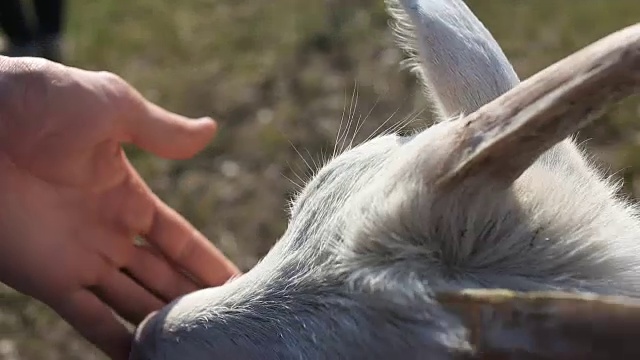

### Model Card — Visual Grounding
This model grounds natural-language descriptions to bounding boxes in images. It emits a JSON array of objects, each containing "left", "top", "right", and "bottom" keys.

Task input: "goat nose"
[
  {"left": 129, "top": 310, "right": 160, "bottom": 360},
  {"left": 139, "top": 310, "right": 158, "bottom": 328}
]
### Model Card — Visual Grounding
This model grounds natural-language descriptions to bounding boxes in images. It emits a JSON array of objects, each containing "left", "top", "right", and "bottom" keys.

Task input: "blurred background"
[{"left": 0, "top": 0, "right": 639, "bottom": 359}]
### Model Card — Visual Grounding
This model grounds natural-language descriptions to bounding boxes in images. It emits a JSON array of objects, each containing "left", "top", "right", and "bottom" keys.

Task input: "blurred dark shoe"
[
  {"left": 2, "top": 42, "right": 39, "bottom": 58},
  {"left": 2, "top": 36, "right": 64, "bottom": 63},
  {"left": 37, "top": 35, "right": 63, "bottom": 63}
]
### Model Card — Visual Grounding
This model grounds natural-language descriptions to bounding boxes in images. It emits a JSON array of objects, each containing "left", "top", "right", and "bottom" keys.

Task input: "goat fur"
[{"left": 130, "top": 1, "right": 640, "bottom": 359}]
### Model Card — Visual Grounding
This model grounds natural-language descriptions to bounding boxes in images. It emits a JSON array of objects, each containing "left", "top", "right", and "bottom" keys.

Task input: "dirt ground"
[{"left": 1, "top": 0, "right": 640, "bottom": 359}]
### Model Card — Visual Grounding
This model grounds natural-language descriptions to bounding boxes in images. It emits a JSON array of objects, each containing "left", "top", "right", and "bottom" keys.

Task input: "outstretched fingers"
[
  {"left": 125, "top": 244, "right": 201, "bottom": 302},
  {"left": 145, "top": 199, "right": 240, "bottom": 288},
  {"left": 90, "top": 268, "right": 165, "bottom": 325},
  {"left": 93, "top": 69, "right": 239, "bottom": 289},
  {"left": 54, "top": 290, "right": 134, "bottom": 360}
]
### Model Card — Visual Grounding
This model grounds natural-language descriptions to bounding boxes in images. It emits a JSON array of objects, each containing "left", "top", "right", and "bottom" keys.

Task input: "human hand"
[{"left": 0, "top": 56, "right": 240, "bottom": 359}]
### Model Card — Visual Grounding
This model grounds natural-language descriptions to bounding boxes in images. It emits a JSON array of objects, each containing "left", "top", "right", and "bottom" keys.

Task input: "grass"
[{"left": 1, "top": 0, "right": 639, "bottom": 358}]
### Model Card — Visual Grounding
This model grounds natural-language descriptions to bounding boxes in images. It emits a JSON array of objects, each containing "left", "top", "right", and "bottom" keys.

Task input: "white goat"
[{"left": 131, "top": 0, "right": 640, "bottom": 359}]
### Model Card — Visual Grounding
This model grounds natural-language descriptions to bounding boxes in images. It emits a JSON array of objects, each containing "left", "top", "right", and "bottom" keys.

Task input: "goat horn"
[
  {"left": 437, "top": 289, "right": 640, "bottom": 359},
  {"left": 437, "top": 23, "right": 640, "bottom": 187}
]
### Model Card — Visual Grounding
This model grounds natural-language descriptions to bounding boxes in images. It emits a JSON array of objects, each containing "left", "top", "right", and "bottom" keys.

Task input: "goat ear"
[
  {"left": 387, "top": 0, "right": 520, "bottom": 119},
  {"left": 437, "top": 24, "right": 640, "bottom": 187}
]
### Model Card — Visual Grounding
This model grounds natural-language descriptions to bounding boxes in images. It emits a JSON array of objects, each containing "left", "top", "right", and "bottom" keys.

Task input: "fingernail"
[
  {"left": 191, "top": 117, "right": 217, "bottom": 128},
  {"left": 197, "top": 117, "right": 218, "bottom": 133}
]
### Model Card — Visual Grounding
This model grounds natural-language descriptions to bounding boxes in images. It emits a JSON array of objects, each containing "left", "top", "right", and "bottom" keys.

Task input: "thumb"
[{"left": 124, "top": 100, "right": 218, "bottom": 160}]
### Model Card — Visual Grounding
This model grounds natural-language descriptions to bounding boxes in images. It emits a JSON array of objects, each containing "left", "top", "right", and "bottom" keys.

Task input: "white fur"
[{"left": 131, "top": 1, "right": 640, "bottom": 359}]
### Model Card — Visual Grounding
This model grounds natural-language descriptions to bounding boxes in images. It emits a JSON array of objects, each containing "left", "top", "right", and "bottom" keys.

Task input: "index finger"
[{"left": 145, "top": 198, "right": 240, "bottom": 287}]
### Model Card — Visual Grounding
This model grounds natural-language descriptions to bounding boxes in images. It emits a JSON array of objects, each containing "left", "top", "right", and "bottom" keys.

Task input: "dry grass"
[{"left": 1, "top": 0, "right": 639, "bottom": 358}]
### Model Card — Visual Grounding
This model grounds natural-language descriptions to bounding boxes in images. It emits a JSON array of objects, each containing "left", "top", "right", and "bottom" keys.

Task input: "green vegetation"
[{"left": 1, "top": 0, "right": 639, "bottom": 358}]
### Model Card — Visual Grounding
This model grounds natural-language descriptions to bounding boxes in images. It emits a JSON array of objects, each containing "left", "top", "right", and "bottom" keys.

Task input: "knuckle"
[
  {"left": 0, "top": 58, "right": 52, "bottom": 109},
  {"left": 96, "top": 70, "right": 124, "bottom": 87},
  {"left": 97, "top": 71, "right": 129, "bottom": 97},
  {"left": 94, "top": 70, "right": 140, "bottom": 110}
]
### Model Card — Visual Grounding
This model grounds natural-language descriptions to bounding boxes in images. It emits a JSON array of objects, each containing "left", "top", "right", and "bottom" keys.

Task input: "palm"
[{"left": 0, "top": 57, "right": 239, "bottom": 360}]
